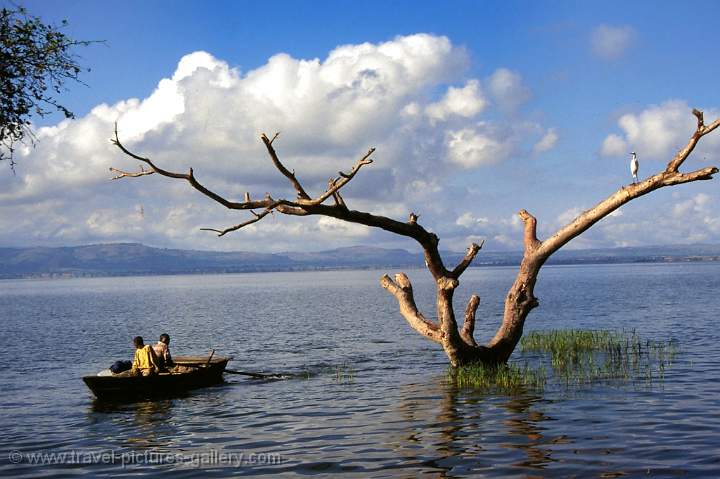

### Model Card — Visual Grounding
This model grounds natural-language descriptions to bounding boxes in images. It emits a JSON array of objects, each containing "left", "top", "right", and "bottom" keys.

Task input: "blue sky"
[{"left": 3, "top": 0, "right": 720, "bottom": 252}]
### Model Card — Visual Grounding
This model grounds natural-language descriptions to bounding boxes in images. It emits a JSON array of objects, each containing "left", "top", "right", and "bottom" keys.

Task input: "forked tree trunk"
[
  {"left": 381, "top": 110, "right": 719, "bottom": 367},
  {"left": 111, "top": 109, "right": 720, "bottom": 368}
]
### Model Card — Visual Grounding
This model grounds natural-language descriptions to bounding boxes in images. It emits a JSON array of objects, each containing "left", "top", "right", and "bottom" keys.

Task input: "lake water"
[{"left": 0, "top": 262, "right": 719, "bottom": 477}]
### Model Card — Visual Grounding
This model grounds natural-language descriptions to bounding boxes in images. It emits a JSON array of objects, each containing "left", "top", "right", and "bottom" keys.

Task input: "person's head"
[
  {"left": 159, "top": 333, "right": 170, "bottom": 345},
  {"left": 133, "top": 336, "right": 144, "bottom": 349}
]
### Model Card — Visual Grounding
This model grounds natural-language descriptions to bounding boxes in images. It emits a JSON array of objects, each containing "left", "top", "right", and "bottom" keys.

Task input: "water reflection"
[
  {"left": 393, "top": 377, "right": 562, "bottom": 476},
  {"left": 88, "top": 398, "right": 179, "bottom": 449},
  {"left": 499, "top": 394, "right": 554, "bottom": 470}
]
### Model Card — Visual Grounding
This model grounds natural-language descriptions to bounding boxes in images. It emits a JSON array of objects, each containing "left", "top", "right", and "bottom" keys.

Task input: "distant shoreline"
[{"left": 2, "top": 242, "right": 719, "bottom": 280}]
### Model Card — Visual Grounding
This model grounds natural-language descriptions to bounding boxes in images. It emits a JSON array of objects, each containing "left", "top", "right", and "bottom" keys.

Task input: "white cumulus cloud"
[
  {"left": 533, "top": 128, "right": 558, "bottom": 154},
  {"left": 600, "top": 100, "right": 720, "bottom": 162},
  {"left": 456, "top": 212, "right": 490, "bottom": 228},
  {"left": 446, "top": 126, "right": 514, "bottom": 168},
  {"left": 600, "top": 133, "right": 628, "bottom": 157},
  {"left": 673, "top": 193, "right": 711, "bottom": 218},
  {"left": 487, "top": 68, "right": 531, "bottom": 113},
  {"left": 0, "top": 34, "right": 556, "bottom": 252},
  {"left": 591, "top": 24, "right": 636, "bottom": 60},
  {"left": 425, "top": 80, "right": 487, "bottom": 122}
]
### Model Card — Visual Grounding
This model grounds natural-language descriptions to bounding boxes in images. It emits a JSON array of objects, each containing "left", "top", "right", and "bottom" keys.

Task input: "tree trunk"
[{"left": 382, "top": 110, "right": 719, "bottom": 367}]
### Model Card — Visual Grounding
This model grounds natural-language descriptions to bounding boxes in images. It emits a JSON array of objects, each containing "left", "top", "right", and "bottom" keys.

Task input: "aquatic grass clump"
[
  {"left": 450, "top": 329, "right": 679, "bottom": 392},
  {"left": 520, "top": 329, "right": 679, "bottom": 387},
  {"left": 521, "top": 329, "right": 628, "bottom": 354},
  {"left": 521, "top": 329, "right": 679, "bottom": 357},
  {"left": 450, "top": 362, "right": 547, "bottom": 393}
]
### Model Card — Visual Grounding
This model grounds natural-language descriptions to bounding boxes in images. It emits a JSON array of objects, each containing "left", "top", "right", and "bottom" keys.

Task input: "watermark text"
[{"left": 8, "top": 449, "right": 282, "bottom": 468}]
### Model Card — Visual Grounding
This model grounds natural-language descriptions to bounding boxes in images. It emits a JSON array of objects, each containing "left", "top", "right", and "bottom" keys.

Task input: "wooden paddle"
[
  {"left": 224, "top": 369, "right": 287, "bottom": 379},
  {"left": 204, "top": 349, "right": 216, "bottom": 367}
]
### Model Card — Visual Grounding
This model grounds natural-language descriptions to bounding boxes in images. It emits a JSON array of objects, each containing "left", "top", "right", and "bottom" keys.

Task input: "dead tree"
[{"left": 111, "top": 109, "right": 719, "bottom": 367}]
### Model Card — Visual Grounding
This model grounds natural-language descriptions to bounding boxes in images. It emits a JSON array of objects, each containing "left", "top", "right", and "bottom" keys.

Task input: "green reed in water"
[
  {"left": 451, "top": 329, "right": 678, "bottom": 391},
  {"left": 333, "top": 362, "right": 355, "bottom": 383},
  {"left": 451, "top": 362, "right": 547, "bottom": 393},
  {"left": 521, "top": 329, "right": 679, "bottom": 386}
]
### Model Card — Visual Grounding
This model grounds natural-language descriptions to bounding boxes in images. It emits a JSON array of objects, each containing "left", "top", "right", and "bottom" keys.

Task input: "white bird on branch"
[{"left": 630, "top": 151, "right": 639, "bottom": 183}]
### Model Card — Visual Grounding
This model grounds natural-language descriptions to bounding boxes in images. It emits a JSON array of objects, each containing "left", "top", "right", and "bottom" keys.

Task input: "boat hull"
[{"left": 83, "top": 357, "right": 230, "bottom": 401}]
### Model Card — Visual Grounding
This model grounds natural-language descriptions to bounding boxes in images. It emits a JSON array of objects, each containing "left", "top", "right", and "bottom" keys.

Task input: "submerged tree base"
[{"left": 450, "top": 329, "right": 678, "bottom": 392}]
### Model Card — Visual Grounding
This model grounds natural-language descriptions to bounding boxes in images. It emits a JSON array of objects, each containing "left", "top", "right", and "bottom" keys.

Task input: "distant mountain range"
[{"left": 1, "top": 242, "right": 720, "bottom": 279}]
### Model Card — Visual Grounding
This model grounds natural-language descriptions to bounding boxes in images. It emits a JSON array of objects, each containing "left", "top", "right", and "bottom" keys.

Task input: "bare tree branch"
[
  {"left": 200, "top": 207, "right": 275, "bottom": 236},
  {"left": 451, "top": 241, "right": 484, "bottom": 278},
  {"left": 538, "top": 165, "right": 719, "bottom": 259},
  {"left": 307, "top": 204, "right": 449, "bottom": 278},
  {"left": 519, "top": 209, "right": 541, "bottom": 252},
  {"left": 294, "top": 148, "right": 374, "bottom": 207},
  {"left": 460, "top": 294, "right": 480, "bottom": 347},
  {"left": 200, "top": 202, "right": 312, "bottom": 236},
  {"left": 111, "top": 123, "right": 271, "bottom": 210},
  {"left": 328, "top": 178, "right": 348, "bottom": 208},
  {"left": 380, "top": 273, "right": 442, "bottom": 343},
  {"left": 109, "top": 166, "right": 154, "bottom": 180},
  {"left": 535, "top": 110, "right": 719, "bottom": 260},
  {"left": 260, "top": 133, "right": 310, "bottom": 200},
  {"left": 485, "top": 108, "right": 720, "bottom": 364},
  {"left": 662, "top": 166, "right": 718, "bottom": 185},
  {"left": 332, "top": 191, "right": 346, "bottom": 208},
  {"left": 666, "top": 109, "right": 720, "bottom": 172}
]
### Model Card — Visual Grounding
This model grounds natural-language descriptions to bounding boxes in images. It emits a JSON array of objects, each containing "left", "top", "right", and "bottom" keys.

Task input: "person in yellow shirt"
[{"left": 131, "top": 336, "right": 160, "bottom": 376}]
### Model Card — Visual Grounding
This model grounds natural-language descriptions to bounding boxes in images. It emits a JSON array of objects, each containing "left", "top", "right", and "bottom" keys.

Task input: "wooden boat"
[{"left": 83, "top": 355, "right": 231, "bottom": 401}]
